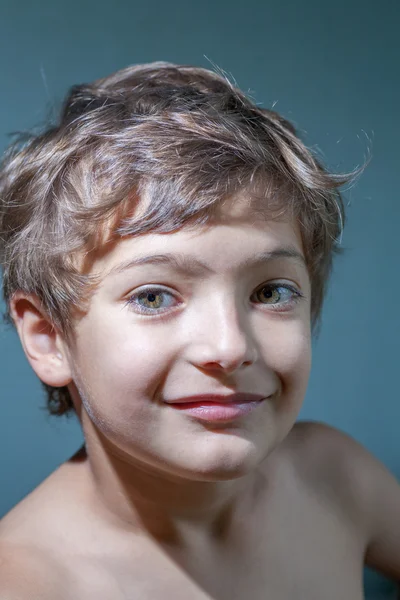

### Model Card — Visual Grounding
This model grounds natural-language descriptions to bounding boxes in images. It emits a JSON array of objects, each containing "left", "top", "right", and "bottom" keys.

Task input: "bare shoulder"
[
  {"left": 0, "top": 542, "right": 68, "bottom": 599},
  {"left": 283, "top": 421, "right": 368, "bottom": 523},
  {"left": 289, "top": 418, "right": 368, "bottom": 458},
  {"left": 288, "top": 420, "right": 396, "bottom": 535},
  {"left": 289, "top": 418, "right": 374, "bottom": 466},
  {"left": 289, "top": 419, "right": 377, "bottom": 491},
  {"left": 290, "top": 420, "right": 400, "bottom": 582},
  {"left": 0, "top": 459, "right": 87, "bottom": 599},
  {"left": 289, "top": 418, "right": 392, "bottom": 487}
]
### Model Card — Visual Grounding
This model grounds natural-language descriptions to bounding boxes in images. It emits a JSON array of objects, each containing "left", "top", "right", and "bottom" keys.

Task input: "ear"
[{"left": 10, "top": 292, "right": 73, "bottom": 387}]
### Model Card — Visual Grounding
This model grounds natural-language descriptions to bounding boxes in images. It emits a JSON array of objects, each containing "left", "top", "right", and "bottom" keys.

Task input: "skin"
[
  {"left": 4, "top": 190, "right": 371, "bottom": 598},
  {"left": 2, "top": 190, "right": 400, "bottom": 598},
  {"left": 66, "top": 191, "right": 311, "bottom": 537},
  {"left": 13, "top": 193, "right": 311, "bottom": 530},
  {"left": 75, "top": 203, "right": 310, "bottom": 524}
]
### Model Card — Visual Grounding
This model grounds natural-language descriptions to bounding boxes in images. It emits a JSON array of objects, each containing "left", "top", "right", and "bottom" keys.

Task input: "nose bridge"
[{"left": 191, "top": 284, "right": 257, "bottom": 368}]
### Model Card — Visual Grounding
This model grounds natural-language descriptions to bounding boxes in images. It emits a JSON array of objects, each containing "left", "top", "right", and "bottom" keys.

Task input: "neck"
[{"left": 76, "top": 417, "right": 273, "bottom": 549}]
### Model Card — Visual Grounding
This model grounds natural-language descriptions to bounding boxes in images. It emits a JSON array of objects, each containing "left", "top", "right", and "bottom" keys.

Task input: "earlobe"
[{"left": 10, "top": 293, "right": 73, "bottom": 387}]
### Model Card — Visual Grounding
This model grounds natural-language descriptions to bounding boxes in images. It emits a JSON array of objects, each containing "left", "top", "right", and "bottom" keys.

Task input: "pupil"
[{"left": 148, "top": 293, "right": 156, "bottom": 302}]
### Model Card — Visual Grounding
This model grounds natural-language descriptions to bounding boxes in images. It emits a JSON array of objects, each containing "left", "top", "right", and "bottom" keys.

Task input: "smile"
[{"left": 167, "top": 398, "right": 266, "bottom": 422}]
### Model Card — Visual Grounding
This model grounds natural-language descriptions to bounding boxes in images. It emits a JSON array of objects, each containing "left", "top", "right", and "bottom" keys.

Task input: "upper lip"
[{"left": 164, "top": 393, "right": 267, "bottom": 404}]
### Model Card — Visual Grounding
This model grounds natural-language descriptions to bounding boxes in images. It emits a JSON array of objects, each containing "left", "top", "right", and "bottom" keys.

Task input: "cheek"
[
  {"left": 259, "top": 320, "right": 312, "bottom": 394},
  {"left": 72, "top": 312, "right": 172, "bottom": 419}
]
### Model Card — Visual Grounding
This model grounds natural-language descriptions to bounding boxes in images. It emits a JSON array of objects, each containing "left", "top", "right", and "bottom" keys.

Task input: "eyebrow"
[{"left": 104, "top": 247, "right": 306, "bottom": 279}]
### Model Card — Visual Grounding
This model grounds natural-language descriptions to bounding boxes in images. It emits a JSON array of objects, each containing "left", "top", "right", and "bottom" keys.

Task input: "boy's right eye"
[{"left": 124, "top": 286, "right": 178, "bottom": 315}]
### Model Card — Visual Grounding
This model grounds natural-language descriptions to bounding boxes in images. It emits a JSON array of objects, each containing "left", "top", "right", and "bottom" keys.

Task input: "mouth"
[
  {"left": 165, "top": 392, "right": 267, "bottom": 404},
  {"left": 164, "top": 393, "right": 268, "bottom": 423}
]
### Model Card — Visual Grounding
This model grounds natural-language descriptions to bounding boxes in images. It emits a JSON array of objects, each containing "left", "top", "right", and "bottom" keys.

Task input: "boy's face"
[{"left": 65, "top": 191, "right": 312, "bottom": 481}]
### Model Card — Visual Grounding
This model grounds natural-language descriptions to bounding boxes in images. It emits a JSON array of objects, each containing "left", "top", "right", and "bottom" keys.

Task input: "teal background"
[{"left": 0, "top": 1, "right": 399, "bottom": 597}]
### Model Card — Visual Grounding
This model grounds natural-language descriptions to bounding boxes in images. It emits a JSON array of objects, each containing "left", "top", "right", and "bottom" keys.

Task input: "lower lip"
[{"left": 167, "top": 400, "right": 265, "bottom": 422}]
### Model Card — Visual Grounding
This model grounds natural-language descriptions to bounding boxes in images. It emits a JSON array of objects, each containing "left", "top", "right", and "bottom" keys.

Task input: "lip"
[
  {"left": 164, "top": 393, "right": 267, "bottom": 423},
  {"left": 164, "top": 393, "right": 267, "bottom": 405}
]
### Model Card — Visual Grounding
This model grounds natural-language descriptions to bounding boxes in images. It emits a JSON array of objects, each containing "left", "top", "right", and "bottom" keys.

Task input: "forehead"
[
  {"left": 74, "top": 189, "right": 305, "bottom": 279},
  {"left": 79, "top": 189, "right": 304, "bottom": 277}
]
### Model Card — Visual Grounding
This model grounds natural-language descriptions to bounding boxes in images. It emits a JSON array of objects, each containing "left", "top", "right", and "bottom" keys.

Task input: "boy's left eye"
[
  {"left": 253, "top": 284, "right": 300, "bottom": 305},
  {"left": 124, "top": 283, "right": 303, "bottom": 316}
]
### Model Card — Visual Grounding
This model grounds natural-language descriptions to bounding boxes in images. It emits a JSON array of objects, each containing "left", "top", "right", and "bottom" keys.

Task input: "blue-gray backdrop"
[{"left": 0, "top": 1, "right": 399, "bottom": 597}]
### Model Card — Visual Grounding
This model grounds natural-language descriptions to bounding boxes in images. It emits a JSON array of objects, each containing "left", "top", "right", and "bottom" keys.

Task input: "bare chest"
[{"left": 71, "top": 467, "right": 366, "bottom": 599}]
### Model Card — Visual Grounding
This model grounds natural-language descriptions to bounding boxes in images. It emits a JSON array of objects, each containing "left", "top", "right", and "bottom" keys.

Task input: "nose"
[{"left": 186, "top": 295, "right": 258, "bottom": 374}]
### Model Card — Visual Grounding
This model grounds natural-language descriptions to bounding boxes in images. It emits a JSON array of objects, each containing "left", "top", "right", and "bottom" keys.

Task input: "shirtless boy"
[{"left": 0, "top": 62, "right": 399, "bottom": 599}]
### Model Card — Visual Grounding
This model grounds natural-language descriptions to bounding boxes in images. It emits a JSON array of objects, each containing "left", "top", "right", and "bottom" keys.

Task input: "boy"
[{"left": 0, "top": 61, "right": 399, "bottom": 599}]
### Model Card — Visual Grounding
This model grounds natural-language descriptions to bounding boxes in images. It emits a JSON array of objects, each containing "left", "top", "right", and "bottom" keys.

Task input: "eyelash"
[{"left": 124, "top": 283, "right": 305, "bottom": 317}]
